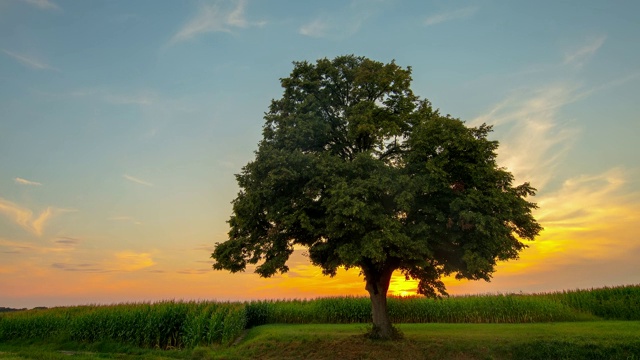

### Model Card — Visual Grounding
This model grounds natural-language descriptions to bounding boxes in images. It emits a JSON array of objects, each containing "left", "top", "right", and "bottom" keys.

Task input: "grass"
[
  {"left": 210, "top": 322, "right": 640, "bottom": 360},
  {"left": 1, "top": 322, "right": 639, "bottom": 359},
  {"left": 1, "top": 284, "right": 639, "bottom": 358}
]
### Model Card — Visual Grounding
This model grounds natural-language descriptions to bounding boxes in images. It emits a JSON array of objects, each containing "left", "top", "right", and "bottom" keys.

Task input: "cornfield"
[
  {"left": 1, "top": 284, "right": 638, "bottom": 349},
  {"left": 0, "top": 301, "right": 246, "bottom": 348}
]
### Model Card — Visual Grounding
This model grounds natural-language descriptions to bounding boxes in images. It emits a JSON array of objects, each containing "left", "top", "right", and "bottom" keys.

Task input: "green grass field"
[
  {"left": 1, "top": 322, "right": 639, "bottom": 359},
  {"left": 1, "top": 285, "right": 639, "bottom": 359}
]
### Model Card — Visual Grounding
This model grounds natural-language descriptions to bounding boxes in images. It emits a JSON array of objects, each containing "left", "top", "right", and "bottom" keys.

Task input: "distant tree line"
[
  {"left": 0, "top": 306, "right": 48, "bottom": 313},
  {"left": 0, "top": 307, "right": 26, "bottom": 313}
]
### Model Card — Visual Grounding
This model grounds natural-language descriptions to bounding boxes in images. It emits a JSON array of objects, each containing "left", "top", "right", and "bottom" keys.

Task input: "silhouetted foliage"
[{"left": 0, "top": 307, "right": 26, "bottom": 313}]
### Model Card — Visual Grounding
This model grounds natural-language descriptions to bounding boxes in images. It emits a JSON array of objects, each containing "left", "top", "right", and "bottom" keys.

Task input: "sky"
[{"left": 0, "top": 0, "right": 639, "bottom": 308}]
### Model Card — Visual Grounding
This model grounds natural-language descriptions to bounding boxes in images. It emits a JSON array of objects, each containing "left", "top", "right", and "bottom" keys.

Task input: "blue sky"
[{"left": 1, "top": 0, "right": 639, "bottom": 308}]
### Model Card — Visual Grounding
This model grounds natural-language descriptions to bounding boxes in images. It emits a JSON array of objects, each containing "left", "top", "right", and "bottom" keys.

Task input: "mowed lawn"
[{"left": 1, "top": 321, "right": 639, "bottom": 360}]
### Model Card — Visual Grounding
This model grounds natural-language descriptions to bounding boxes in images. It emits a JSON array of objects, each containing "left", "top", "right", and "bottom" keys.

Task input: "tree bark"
[{"left": 364, "top": 265, "right": 395, "bottom": 339}]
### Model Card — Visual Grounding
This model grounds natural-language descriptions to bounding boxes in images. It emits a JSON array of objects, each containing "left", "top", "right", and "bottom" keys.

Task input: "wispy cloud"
[
  {"left": 52, "top": 262, "right": 107, "bottom": 273},
  {"left": 536, "top": 168, "right": 635, "bottom": 232},
  {"left": 21, "top": 0, "right": 59, "bottom": 11},
  {"left": 496, "top": 167, "right": 640, "bottom": 276},
  {"left": 123, "top": 174, "right": 154, "bottom": 187},
  {"left": 0, "top": 239, "right": 32, "bottom": 254},
  {"left": 472, "top": 84, "right": 581, "bottom": 190},
  {"left": 2, "top": 49, "right": 59, "bottom": 71},
  {"left": 53, "top": 237, "right": 81, "bottom": 247},
  {"left": 0, "top": 198, "right": 54, "bottom": 236},
  {"left": 424, "top": 6, "right": 477, "bottom": 26},
  {"left": 114, "top": 251, "right": 156, "bottom": 271},
  {"left": 0, "top": 238, "right": 74, "bottom": 254},
  {"left": 171, "top": 0, "right": 265, "bottom": 43},
  {"left": 564, "top": 36, "right": 606, "bottom": 67},
  {"left": 590, "top": 71, "right": 640, "bottom": 94},
  {"left": 299, "top": 18, "right": 328, "bottom": 38},
  {"left": 14, "top": 177, "right": 42, "bottom": 186},
  {"left": 453, "top": 37, "right": 640, "bottom": 294},
  {"left": 178, "top": 268, "right": 211, "bottom": 275},
  {"left": 298, "top": 1, "right": 380, "bottom": 39},
  {"left": 51, "top": 251, "right": 156, "bottom": 273},
  {"left": 471, "top": 42, "right": 637, "bottom": 192}
]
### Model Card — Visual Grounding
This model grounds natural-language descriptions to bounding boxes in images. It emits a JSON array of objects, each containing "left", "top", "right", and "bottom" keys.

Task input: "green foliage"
[
  {"left": 539, "top": 285, "right": 640, "bottom": 320},
  {"left": 205, "top": 322, "right": 640, "bottom": 360},
  {"left": 244, "top": 297, "right": 372, "bottom": 325},
  {"left": 0, "top": 301, "right": 246, "bottom": 349},
  {"left": 239, "top": 285, "right": 639, "bottom": 325},
  {"left": 1, "top": 285, "right": 638, "bottom": 349},
  {"left": 388, "top": 294, "right": 594, "bottom": 323},
  {"left": 0, "top": 307, "right": 26, "bottom": 313},
  {"left": 242, "top": 294, "right": 593, "bottom": 325},
  {"left": 2, "top": 322, "right": 639, "bottom": 360},
  {"left": 212, "top": 55, "right": 542, "bottom": 302},
  {"left": 0, "top": 307, "right": 67, "bottom": 340},
  {"left": 221, "top": 305, "right": 247, "bottom": 345},
  {"left": 510, "top": 340, "right": 640, "bottom": 360}
]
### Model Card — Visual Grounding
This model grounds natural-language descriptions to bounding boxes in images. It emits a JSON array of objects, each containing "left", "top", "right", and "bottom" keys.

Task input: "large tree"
[{"left": 212, "top": 55, "right": 542, "bottom": 339}]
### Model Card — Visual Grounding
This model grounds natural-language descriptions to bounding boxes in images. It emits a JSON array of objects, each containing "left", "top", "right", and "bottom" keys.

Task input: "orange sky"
[{"left": 2, "top": 168, "right": 639, "bottom": 308}]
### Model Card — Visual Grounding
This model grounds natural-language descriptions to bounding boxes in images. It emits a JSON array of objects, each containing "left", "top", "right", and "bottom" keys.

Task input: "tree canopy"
[{"left": 212, "top": 55, "right": 542, "bottom": 338}]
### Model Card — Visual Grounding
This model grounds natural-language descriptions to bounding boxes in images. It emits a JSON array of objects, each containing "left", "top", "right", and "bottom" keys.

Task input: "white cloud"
[
  {"left": 2, "top": 49, "right": 59, "bottom": 72},
  {"left": 299, "top": 18, "right": 328, "bottom": 38},
  {"left": 21, "top": 0, "right": 59, "bottom": 10},
  {"left": 471, "top": 84, "right": 582, "bottom": 190},
  {"left": 424, "top": 6, "right": 477, "bottom": 26},
  {"left": 563, "top": 36, "right": 606, "bottom": 67},
  {"left": 226, "top": 0, "right": 248, "bottom": 27},
  {"left": 298, "top": 1, "right": 381, "bottom": 39},
  {"left": 123, "top": 174, "right": 154, "bottom": 187},
  {"left": 471, "top": 39, "right": 637, "bottom": 192},
  {"left": 171, "top": 0, "right": 264, "bottom": 43},
  {"left": 14, "top": 177, "right": 42, "bottom": 186},
  {"left": 462, "top": 37, "right": 640, "bottom": 291}
]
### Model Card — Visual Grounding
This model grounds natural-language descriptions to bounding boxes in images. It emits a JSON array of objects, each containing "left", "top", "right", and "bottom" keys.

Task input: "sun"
[{"left": 388, "top": 272, "right": 419, "bottom": 297}]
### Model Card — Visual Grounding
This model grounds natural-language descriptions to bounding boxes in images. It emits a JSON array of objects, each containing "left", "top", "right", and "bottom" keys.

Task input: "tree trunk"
[{"left": 364, "top": 266, "right": 395, "bottom": 339}]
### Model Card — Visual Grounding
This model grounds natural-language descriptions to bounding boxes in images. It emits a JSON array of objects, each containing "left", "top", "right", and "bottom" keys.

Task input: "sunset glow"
[{"left": 1, "top": 1, "right": 639, "bottom": 309}]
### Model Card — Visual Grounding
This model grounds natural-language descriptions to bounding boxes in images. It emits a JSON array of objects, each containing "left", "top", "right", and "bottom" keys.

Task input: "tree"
[{"left": 212, "top": 55, "right": 542, "bottom": 339}]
